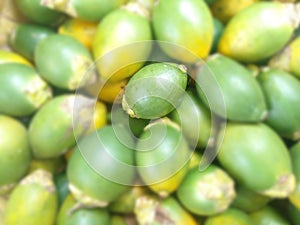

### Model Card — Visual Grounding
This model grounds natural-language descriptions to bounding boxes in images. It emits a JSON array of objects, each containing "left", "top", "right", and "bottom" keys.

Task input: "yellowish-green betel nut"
[
  {"left": 135, "top": 118, "right": 191, "bottom": 197},
  {"left": 217, "top": 123, "right": 295, "bottom": 198},
  {"left": 28, "top": 94, "right": 94, "bottom": 159},
  {"left": 4, "top": 170, "right": 58, "bottom": 225},
  {"left": 0, "top": 115, "right": 31, "bottom": 195},
  {"left": 35, "top": 34, "right": 97, "bottom": 90},
  {"left": 122, "top": 62, "right": 188, "bottom": 119},
  {"left": 289, "top": 142, "right": 300, "bottom": 209},
  {"left": 218, "top": 1, "right": 300, "bottom": 63},
  {"left": 152, "top": 0, "right": 214, "bottom": 62},
  {"left": 0, "top": 63, "right": 52, "bottom": 117},
  {"left": 249, "top": 206, "right": 290, "bottom": 225},
  {"left": 257, "top": 68, "right": 300, "bottom": 140},
  {"left": 92, "top": 2, "right": 152, "bottom": 82},
  {"left": 196, "top": 54, "right": 267, "bottom": 122}
]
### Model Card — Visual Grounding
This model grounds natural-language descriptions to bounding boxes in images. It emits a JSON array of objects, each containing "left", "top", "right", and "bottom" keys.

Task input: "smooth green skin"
[
  {"left": 217, "top": 123, "right": 293, "bottom": 193},
  {"left": 218, "top": 2, "right": 295, "bottom": 63},
  {"left": 93, "top": 8, "right": 152, "bottom": 81},
  {"left": 249, "top": 206, "right": 289, "bottom": 225},
  {"left": 54, "top": 172, "right": 70, "bottom": 206},
  {"left": 290, "top": 142, "right": 300, "bottom": 208},
  {"left": 170, "top": 89, "right": 211, "bottom": 148},
  {"left": 211, "top": 17, "right": 224, "bottom": 53},
  {"left": 0, "top": 63, "right": 52, "bottom": 117},
  {"left": 5, "top": 183, "right": 58, "bottom": 225},
  {"left": 258, "top": 68, "right": 300, "bottom": 140},
  {"left": 57, "top": 194, "right": 110, "bottom": 225},
  {"left": 123, "top": 63, "right": 188, "bottom": 119},
  {"left": 35, "top": 34, "right": 95, "bottom": 90},
  {"left": 15, "top": 0, "right": 66, "bottom": 26},
  {"left": 70, "top": 0, "right": 127, "bottom": 21},
  {"left": 0, "top": 115, "right": 31, "bottom": 187},
  {"left": 204, "top": 208, "right": 254, "bottom": 225},
  {"left": 28, "top": 95, "right": 90, "bottom": 159},
  {"left": 232, "top": 186, "right": 270, "bottom": 213},
  {"left": 10, "top": 23, "right": 55, "bottom": 61},
  {"left": 288, "top": 203, "right": 300, "bottom": 225},
  {"left": 135, "top": 120, "right": 190, "bottom": 187},
  {"left": 176, "top": 165, "right": 235, "bottom": 216},
  {"left": 67, "top": 126, "right": 135, "bottom": 204},
  {"left": 152, "top": 0, "right": 213, "bottom": 62},
  {"left": 196, "top": 54, "right": 267, "bottom": 122}
]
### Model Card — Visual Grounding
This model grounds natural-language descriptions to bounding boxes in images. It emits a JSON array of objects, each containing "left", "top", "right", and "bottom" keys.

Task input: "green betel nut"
[
  {"left": 0, "top": 63, "right": 52, "bottom": 117},
  {"left": 217, "top": 123, "right": 295, "bottom": 198},
  {"left": 35, "top": 34, "right": 97, "bottom": 90},
  {"left": 67, "top": 125, "right": 135, "bottom": 207},
  {"left": 28, "top": 94, "right": 94, "bottom": 159},
  {"left": 122, "top": 63, "right": 188, "bottom": 119},
  {"left": 176, "top": 165, "right": 236, "bottom": 216},
  {"left": 196, "top": 54, "right": 267, "bottom": 122},
  {"left": 257, "top": 68, "right": 300, "bottom": 140}
]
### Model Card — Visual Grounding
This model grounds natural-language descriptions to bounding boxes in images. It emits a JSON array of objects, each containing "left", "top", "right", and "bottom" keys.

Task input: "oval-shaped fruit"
[
  {"left": 122, "top": 63, "right": 188, "bottom": 119},
  {"left": 217, "top": 123, "right": 295, "bottom": 198},
  {"left": 15, "top": 0, "right": 66, "bottom": 26},
  {"left": 57, "top": 194, "right": 110, "bottom": 225},
  {"left": 35, "top": 34, "right": 96, "bottom": 90},
  {"left": 28, "top": 94, "right": 94, "bottom": 158},
  {"left": 9, "top": 23, "right": 55, "bottom": 60},
  {"left": 152, "top": 0, "right": 213, "bottom": 62},
  {"left": 54, "top": 172, "right": 69, "bottom": 206},
  {"left": 85, "top": 101, "right": 108, "bottom": 134},
  {"left": 67, "top": 125, "right": 135, "bottom": 207},
  {"left": 93, "top": 3, "right": 152, "bottom": 82},
  {"left": 204, "top": 208, "right": 254, "bottom": 225},
  {"left": 289, "top": 142, "right": 300, "bottom": 209},
  {"left": 249, "top": 206, "right": 290, "bottom": 225},
  {"left": 4, "top": 170, "right": 58, "bottom": 225},
  {"left": 135, "top": 196, "right": 198, "bottom": 225},
  {"left": 98, "top": 79, "right": 127, "bottom": 104},
  {"left": 231, "top": 186, "right": 270, "bottom": 213},
  {"left": 0, "top": 115, "right": 31, "bottom": 194},
  {"left": 176, "top": 165, "right": 236, "bottom": 216},
  {"left": 136, "top": 118, "right": 190, "bottom": 197},
  {"left": 170, "top": 89, "right": 211, "bottom": 148},
  {"left": 43, "top": 0, "right": 126, "bottom": 22},
  {"left": 58, "top": 18, "right": 97, "bottom": 50},
  {"left": 269, "top": 36, "right": 300, "bottom": 78},
  {"left": 0, "top": 63, "right": 52, "bottom": 117},
  {"left": 257, "top": 68, "right": 300, "bottom": 140},
  {"left": 211, "top": 0, "right": 258, "bottom": 24},
  {"left": 196, "top": 54, "right": 267, "bottom": 122},
  {"left": 0, "top": 49, "right": 32, "bottom": 66},
  {"left": 218, "top": 2, "right": 299, "bottom": 63}
]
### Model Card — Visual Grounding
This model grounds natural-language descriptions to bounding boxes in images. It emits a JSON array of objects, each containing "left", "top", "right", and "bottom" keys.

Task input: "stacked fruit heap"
[{"left": 1, "top": 0, "right": 300, "bottom": 224}]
